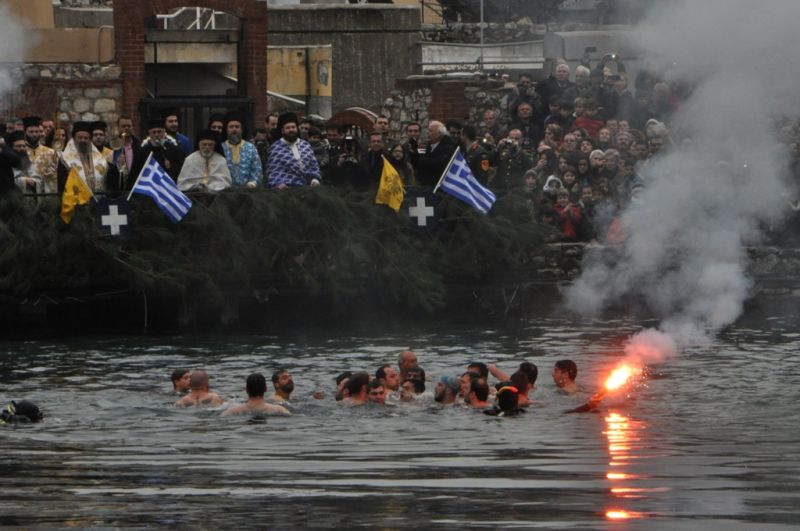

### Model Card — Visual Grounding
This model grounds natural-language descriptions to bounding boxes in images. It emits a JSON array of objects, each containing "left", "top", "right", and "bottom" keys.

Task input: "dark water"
[{"left": 1, "top": 313, "right": 799, "bottom": 529}]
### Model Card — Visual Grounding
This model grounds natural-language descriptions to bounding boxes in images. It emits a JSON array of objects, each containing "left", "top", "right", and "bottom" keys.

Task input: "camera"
[{"left": 344, "top": 136, "right": 354, "bottom": 152}]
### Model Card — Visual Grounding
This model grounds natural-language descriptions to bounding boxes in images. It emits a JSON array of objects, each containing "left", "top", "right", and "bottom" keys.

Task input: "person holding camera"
[
  {"left": 460, "top": 124, "right": 492, "bottom": 186},
  {"left": 508, "top": 73, "right": 541, "bottom": 120},
  {"left": 491, "top": 129, "right": 533, "bottom": 195},
  {"left": 324, "top": 123, "right": 363, "bottom": 188}
]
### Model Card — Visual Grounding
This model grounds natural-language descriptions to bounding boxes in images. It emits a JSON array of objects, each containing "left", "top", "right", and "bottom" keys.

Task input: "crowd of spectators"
[{"left": 3, "top": 55, "right": 799, "bottom": 243}]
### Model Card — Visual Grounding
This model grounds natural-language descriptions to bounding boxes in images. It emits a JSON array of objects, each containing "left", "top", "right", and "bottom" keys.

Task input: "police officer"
[{"left": 460, "top": 124, "right": 492, "bottom": 186}]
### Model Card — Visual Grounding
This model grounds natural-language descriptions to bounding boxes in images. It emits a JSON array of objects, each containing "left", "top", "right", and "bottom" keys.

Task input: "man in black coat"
[
  {"left": 129, "top": 118, "right": 185, "bottom": 183},
  {"left": 0, "top": 139, "right": 22, "bottom": 194},
  {"left": 410, "top": 120, "right": 458, "bottom": 187}
]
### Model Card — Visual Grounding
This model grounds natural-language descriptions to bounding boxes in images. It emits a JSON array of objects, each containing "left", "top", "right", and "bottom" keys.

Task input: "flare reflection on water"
[{"left": 604, "top": 411, "right": 651, "bottom": 521}]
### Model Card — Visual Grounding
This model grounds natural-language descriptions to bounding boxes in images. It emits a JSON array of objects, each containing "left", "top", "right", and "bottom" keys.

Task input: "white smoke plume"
[
  {"left": 565, "top": 0, "right": 799, "bottom": 355},
  {"left": 0, "top": 3, "right": 30, "bottom": 108}
]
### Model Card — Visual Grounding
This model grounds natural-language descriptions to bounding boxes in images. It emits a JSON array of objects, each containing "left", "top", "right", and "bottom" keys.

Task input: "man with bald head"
[
  {"left": 397, "top": 350, "right": 418, "bottom": 380},
  {"left": 175, "top": 370, "right": 225, "bottom": 407},
  {"left": 408, "top": 120, "right": 457, "bottom": 186}
]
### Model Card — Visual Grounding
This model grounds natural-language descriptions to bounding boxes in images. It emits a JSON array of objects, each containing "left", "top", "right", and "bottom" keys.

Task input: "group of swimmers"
[{"left": 170, "top": 350, "right": 583, "bottom": 418}]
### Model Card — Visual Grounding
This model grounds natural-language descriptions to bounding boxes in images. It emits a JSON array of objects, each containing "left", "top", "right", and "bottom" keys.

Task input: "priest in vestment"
[
  {"left": 177, "top": 130, "right": 232, "bottom": 192},
  {"left": 22, "top": 116, "right": 58, "bottom": 193},
  {"left": 58, "top": 122, "right": 118, "bottom": 193}
]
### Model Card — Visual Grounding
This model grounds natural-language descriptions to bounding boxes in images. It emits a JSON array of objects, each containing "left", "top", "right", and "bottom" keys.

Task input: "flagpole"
[
  {"left": 433, "top": 147, "right": 461, "bottom": 194},
  {"left": 126, "top": 152, "right": 153, "bottom": 201}
]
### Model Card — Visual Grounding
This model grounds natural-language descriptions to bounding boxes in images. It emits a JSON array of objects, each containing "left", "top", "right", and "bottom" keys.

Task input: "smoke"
[
  {"left": 0, "top": 3, "right": 30, "bottom": 108},
  {"left": 565, "top": 0, "right": 799, "bottom": 356}
]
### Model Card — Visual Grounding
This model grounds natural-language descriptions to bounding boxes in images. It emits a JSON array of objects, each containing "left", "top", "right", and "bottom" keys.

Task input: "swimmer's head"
[
  {"left": 335, "top": 371, "right": 352, "bottom": 401},
  {"left": 189, "top": 370, "right": 210, "bottom": 391},
  {"left": 271, "top": 369, "right": 294, "bottom": 395},
  {"left": 518, "top": 362, "right": 538, "bottom": 386},
  {"left": 435, "top": 375, "right": 460, "bottom": 403},
  {"left": 552, "top": 360, "right": 578, "bottom": 387},
  {"left": 467, "top": 362, "right": 488, "bottom": 378},
  {"left": 171, "top": 368, "right": 190, "bottom": 391},
  {"left": 246, "top": 373, "right": 267, "bottom": 398},
  {"left": 511, "top": 371, "right": 531, "bottom": 395},
  {"left": 496, "top": 386, "right": 519, "bottom": 412},
  {"left": 397, "top": 350, "right": 418, "bottom": 373}
]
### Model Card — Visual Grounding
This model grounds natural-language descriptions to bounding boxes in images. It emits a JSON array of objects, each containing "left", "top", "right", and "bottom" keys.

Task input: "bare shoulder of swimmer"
[
  {"left": 258, "top": 402, "right": 291, "bottom": 415},
  {"left": 221, "top": 403, "right": 250, "bottom": 416},
  {"left": 200, "top": 392, "right": 225, "bottom": 406}
]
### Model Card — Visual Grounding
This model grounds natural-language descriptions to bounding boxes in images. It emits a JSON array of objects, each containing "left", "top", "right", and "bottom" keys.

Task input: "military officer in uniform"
[{"left": 460, "top": 124, "right": 492, "bottom": 186}]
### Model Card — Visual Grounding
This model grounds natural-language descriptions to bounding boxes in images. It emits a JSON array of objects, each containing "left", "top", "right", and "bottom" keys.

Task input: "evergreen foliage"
[{"left": 0, "top": 188, "right": 552, "bottom": 315}]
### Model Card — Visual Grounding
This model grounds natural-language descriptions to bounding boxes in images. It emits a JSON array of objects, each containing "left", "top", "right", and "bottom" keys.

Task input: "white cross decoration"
[
  {"left": 101, "top": 205, "right": 129, "bottom": 236},
  {"left": 409, "top": 196, "right": 435, "bottom": 227}
]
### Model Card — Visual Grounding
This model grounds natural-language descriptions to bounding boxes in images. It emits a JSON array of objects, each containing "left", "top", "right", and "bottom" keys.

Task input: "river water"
[{"left": 1, "top": 310, "right": 799, "bottom": 529}]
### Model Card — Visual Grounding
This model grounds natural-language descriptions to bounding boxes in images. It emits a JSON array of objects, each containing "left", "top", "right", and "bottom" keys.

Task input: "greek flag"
[
  {"left": 128, "top": 153, "right": 192, "bottom": 223},
  {"left": 435, "top": 148, "right": 496, "bottom": 214}
]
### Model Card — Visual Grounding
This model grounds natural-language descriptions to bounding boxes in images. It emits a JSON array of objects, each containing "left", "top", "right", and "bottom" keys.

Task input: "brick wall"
[{"left": 113, "top": 0, "right": 267, "bottom": 128}]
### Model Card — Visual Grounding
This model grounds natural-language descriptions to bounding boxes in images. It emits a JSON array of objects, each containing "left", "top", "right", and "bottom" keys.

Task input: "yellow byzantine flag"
[
  {"left": 375, "top": 156, "right": 404, "bottom": 212},
  {"left": 60, "top": 167, "right": 94, "bottom": 223}
]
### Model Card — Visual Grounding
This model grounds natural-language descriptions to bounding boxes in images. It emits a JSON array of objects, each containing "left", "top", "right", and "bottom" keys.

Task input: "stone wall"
[
  {"left": 3, "top": 63, "right": 122, "bottom": 133},
  {"left": 422, "top": 21, "right": 632, "bottom": 44},
  {"left": 381, "top": 77, "right": 514, "bottom": 139}
]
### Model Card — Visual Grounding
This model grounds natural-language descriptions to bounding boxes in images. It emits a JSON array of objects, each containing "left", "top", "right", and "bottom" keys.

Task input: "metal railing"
[{"left": 155, "top": 7, "right": 228, "bottom": 31}]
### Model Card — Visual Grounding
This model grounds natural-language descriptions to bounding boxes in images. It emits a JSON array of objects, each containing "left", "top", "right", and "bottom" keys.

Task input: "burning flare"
[{"left": 605, "top": 363, "right": 641, "bottom": 391}]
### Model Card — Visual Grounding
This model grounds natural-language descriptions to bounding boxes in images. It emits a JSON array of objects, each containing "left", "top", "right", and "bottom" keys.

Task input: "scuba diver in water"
[{"left": 1, "top": 400, "right": 43, "bottom": 425}]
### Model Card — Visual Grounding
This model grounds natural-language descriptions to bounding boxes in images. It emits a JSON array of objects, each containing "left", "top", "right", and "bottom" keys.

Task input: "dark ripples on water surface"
[{"left": 1, "top": 314, "right": 799, "bottom": 529}]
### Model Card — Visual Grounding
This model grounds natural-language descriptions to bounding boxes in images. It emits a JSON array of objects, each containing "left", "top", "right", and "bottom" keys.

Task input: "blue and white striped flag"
[
  {"left": 128, "top": 153, "right": 192, "bottom": 223},
  {"left": 434, "top": 148, "right": 496, "bottom": 214}
]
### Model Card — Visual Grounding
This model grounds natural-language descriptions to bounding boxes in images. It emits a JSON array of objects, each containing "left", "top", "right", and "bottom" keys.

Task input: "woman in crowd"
[{"left": 387, "top": 142, "right": 416, "bottom": 186}]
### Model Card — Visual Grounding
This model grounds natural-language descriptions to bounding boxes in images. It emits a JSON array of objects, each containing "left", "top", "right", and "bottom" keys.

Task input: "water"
[{"left": 1, "top": 313, "right": 799, "bottom": 529}]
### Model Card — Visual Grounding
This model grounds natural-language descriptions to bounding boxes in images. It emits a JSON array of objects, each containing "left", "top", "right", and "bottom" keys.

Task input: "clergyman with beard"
[
  {"left": 7, "top": 130, "right": 40, "bottom": 193},
  {"left": 130, "top": 118, "right": 185, "bottom": 183},
  {"left": 221, "top": 113, "right": 262, "bottom": 188},
  {"left": 22, "top": 116, "right": 58, "bottom": 193},
  {"left": 177, "top": 130, "right": 232, "bottom": 192},
  {"left": 267, "top": 112, "right": 321, "bottom": 189},
  {"left": 58, "top": 121, "right": 118, "bottom": 192}
]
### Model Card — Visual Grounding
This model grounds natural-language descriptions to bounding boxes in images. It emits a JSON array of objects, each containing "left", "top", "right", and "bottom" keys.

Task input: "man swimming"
[
  {"left": 171, "top": 368, "right": 191, "bottom": 394},
  {"left": 375, "top": 365, "right": 400, "bottom": 394},
  {"left": 367, "top": 380, "right": 387, "bottom": 405},
  {"left": 434, "top": 375, "right": 460, "bottom": 405},
  {"left": 397, "top": 350, "right": 418, "bottom": 380},
  {"left": 552, "top": 360, "right": 580, "bottom": 394},
  {"left": 268, "top": 369, "right": 294, "bottom": 404},
  {"left": 222, "top": 373, "right": 291, "bottom": 416},
  {"left": 465, "top": 378, "right": 490, "bottom": 409},
  {"left": 175, "top": 370, "right": 225, "bottom": 407},
  {"left": 342, "top": 372, "right": 370, "bottom": 406}
]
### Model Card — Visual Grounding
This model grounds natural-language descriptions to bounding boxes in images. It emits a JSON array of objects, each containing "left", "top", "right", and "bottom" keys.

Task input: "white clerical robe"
[{"left": 177, "top": 151, "right": 232, "bottom": 191}]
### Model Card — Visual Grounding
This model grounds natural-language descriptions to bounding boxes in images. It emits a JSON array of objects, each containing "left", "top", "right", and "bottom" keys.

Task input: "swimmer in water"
[
  {"left": 222, "top": 373, "right": 291, "bottom": 416},
  {"left": 397, "top": 350, "right": 418, "bottom": 380},
  {"left": 552, "top": 359, "right": 579, "bottom": 394},
  {"left": 171, "top": 368, "right": 191, "bottom": 394},
  {"left": 367, "top": 380, "right": 387, "bottom": 405},
  {"left": 334, "top": 371, "right": 352, "bottom": 401},
  {"left": 399, "top": 378, "right": 425, "bottom": 402},
  {"left": 511, "top": 371, "right": 533, "bottom": 407},
  {"left": 342, "top": 372, "right": 370, "bottom": 406},
  {"left": 175, "top": 370, "right": 225, "bottom": 407},
  {"left": 484, "top": 386, "right": 524, "bottom": 417},
  {"left": 1, "top": 400, "right": 43, "bottom": 425},
  {"left": 375, "top": 365, "right": 400, "bottom": 394},
  {"left": 268, "top": 369, "right": 294, "bottom": 404},
  {"left": 434, "top": 375, "right": 460, "bottom": 405},
  {"left": 465, "top": 378, "right": 490, "bottom": 409}
]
